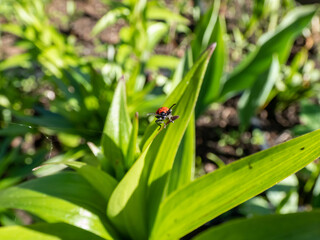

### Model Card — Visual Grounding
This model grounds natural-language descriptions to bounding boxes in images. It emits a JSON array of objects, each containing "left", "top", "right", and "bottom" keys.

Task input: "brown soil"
[{"left": 196, "top": 97, "right": 301, "bottom": 173}]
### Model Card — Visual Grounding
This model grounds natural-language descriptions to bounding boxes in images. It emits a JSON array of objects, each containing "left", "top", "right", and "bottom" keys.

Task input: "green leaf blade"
[
  {"left": 0, "top": 223, "right": 106, "bottom": 240},
  {"left": 0, "top": 172, "right": 119, "bottom": 240},
  {"left": 194, "top": 211, "right": 320, "bottom": 240},
  {"left": 193, "top": 2, "right": 226, "bottom": 115},
  {"left": 238, "top": 54, "right": 280, "bottom": 129},
  {"left": 166, "top": 113, "right": 195, "bottom": 195},
  {"left": 106, "top": 129, "right": 160, "bottom": 240},
  {"left": 126, "top": 112, "right": 140, "bottom": 170},
  {"left": 151, "top": 129, "right": 320, "bottom": 240},
  {"left": 146, "top": 43, "right": 216, "bottom": 230},
  {"left": 65, "top": 161, "right": 118, "bottom": 202}
]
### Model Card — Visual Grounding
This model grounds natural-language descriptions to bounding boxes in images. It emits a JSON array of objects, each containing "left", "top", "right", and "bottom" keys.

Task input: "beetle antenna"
[{"left": 169, "top": 103, "right": 176, "bottom": 110}]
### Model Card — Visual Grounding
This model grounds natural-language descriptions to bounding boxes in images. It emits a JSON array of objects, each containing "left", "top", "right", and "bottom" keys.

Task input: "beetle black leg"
[
  {"left": 155, "top": 119, "right": 163, "bottom": 130},
  {"left": 166, "top": 115, "right": 173, "bottom": 123},
  {"left": 169, "top": 103, "right": 176, "bottom": 110}
]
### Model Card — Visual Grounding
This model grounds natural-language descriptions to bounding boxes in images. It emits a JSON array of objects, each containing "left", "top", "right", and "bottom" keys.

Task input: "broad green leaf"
[
  {"left": 145, "top": 43, "right": 216, "bottom": 229},
  {"left": 220, "top": 5, "right": 316, "bottom": 98},
  {"left": 107, "top": 42, "right": 214, "bottom": 238},
  {"left": 63, "top": 161, "right": 118, "bottom": 202},
  {"left": 0, "top": 222, "right": 105, "bottom": 240},
  {"left": 238, "top": 55, "right": 280, "bottom": 129},
  {"left": 150, "top": 129, "right": 320, "bottom": 240},
  {"left": 193, "top": 211, "right": 320, "bottom": 240},
  {"left": 107, "top": 129, "right": 160, "bottom": 240},
  {"left": 0, "top": 172, "right": 119, "bottom": 239},
  {"left": 102, "top": 78, "right": 132, "bottom": 179},
  {"left": 33, "top": 149, "right": 86, "bottom": 177},
  {"left": 166, "top": 112, "right": 195, "bottom": 195}
]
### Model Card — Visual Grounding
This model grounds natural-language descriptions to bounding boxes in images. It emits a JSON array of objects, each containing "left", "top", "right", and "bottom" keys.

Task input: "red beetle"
[
  {"left": 149, "top": 104, "right": 178, "bottom": 129},
  {"left": 156, "top": 106, "right": 170, "bottom": 115}
]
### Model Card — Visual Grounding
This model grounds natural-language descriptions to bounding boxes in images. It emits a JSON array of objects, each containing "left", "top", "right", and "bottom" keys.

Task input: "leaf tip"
[
  {"left": 208, "top": 42, "right": 217, "bottom": 54},
  {"left": 120, "top": 75, "right": 125, "bottom": 82}
]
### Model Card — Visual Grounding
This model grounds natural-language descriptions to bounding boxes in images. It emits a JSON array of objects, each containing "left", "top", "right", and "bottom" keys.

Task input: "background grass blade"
[
  {"left": 193, "top": 0, "right": 226, "bottom": 116},
  {"left": 238, "top": 54, "right": 280, "bottom": 129},
  {"left": 150, "top": 129, "right": 320, "bottom": 240},
  {"left": 193, "top": 211, "right": 320, "bottom": 240},
  {"left": 91, "top": 7, "right": 129, "bottom": 36},
  {"left": 220, "top": 5, "right": 316, "bottom": 98},
  {"left": 0, "top": 172, "right": 119, "bottom": 240},
  {"left": 146, "top": 22, "right": 168, "bottom": 51},
  {"left": 146, "top": 6, "right": 189, "bottom": 24},
  {"left": 0, "top": 223, "right": 106, "bottom": 240}
]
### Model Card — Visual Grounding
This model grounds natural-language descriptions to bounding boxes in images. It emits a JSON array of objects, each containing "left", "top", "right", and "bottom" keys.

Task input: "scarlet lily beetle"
[{"left": 148, "top": 103, "right": 179, "bottom": 130}]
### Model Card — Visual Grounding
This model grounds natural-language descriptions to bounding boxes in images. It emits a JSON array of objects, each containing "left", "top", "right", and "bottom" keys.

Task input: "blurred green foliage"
[
  {"left": 0, "top": 40, "right": 319, "bottom": 239},
  {"left": 0, "top": 0, "right": 319, "bottom": 239}
]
